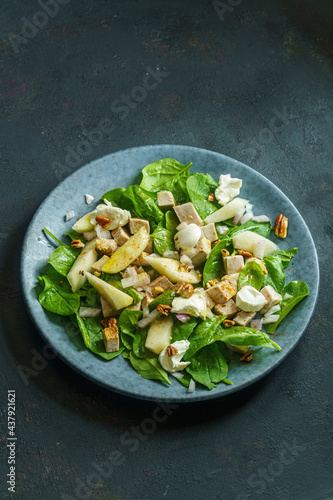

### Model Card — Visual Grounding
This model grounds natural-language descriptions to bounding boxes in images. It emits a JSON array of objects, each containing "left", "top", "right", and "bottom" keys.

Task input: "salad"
[{"left": 37, "top": 158, "right": 309, "bottom": 391}]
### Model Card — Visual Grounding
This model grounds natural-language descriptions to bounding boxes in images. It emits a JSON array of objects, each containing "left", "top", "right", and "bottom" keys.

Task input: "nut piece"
[
  {"left": 274, "top": 214, "right": 288, "bottom": 238},
  {"left": 71, "top": 239, "right": 85, "bottom": 249},
  {"left": 211, "top": 239, "right": 221, "bottom": 249},
  {"left": 102, "top": 317, "right": 119, "bottom": 353},
  {"left": 95, "top": 216, "right": 111, "bottom": 227},
  {"left": 221, "top": 249, "right": 230, "bottom": 257},
  {"left": 206, "top": 279, "right": 219, "bottom": 289},
  {"left": 237, "top": 249, "right": 253, "bottom": 258},
  {"left": 207, "top": 193, "right": 215, "bottom": 202},
  {"left": 173, "top": 282, "right": 194, "bottom": 298},
  {"left": 223, "top": 319, "right": 235, "bottom": 328},
  {"left": 240, "top": 350, "right": 253, "bottom": 362},
  {"left": 167, "top": 345, "right": 178, "bottom": 357},
  {"left": 156, "top": 304, "right": 172, "bottom": 316}
]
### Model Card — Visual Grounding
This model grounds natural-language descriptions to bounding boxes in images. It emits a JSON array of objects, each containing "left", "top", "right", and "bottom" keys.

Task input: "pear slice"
[
  {"left": 85, "top": 272, "right": 133, "bottom": 310},
  {"left": 145, "top": 315, "right": 173, "bottom": 355},
  {"left": 204, "top": 197, "right": 248, "bottom": 224},
  {"left": 144, "top": 255, "right": 201, "bottom": 284},
  {"left": 232, "top": 231, "right": 279, "bottom": 257},
  {"left": 72, "top": 213, "right": 94, "bottom": 233},
  {"left": 102, "top": 226, "right": 150, "bottom": 274},
  {"left": 67, "top": 239, "right": 98, "bottom": 292}
]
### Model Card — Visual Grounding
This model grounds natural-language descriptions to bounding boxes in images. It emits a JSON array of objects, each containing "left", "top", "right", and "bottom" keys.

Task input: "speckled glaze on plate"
[{"left": 21, "top": 145, "right": 319, "bottom": 403}]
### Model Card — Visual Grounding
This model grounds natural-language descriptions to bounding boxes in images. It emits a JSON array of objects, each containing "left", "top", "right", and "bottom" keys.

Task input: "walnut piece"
[
  {"left": 274, "top": 214, "right": 288, "bottom": 238},
  {"left": 71, "top": 239, "right": 85, "bottom": 249},
  {"left": 240, "top": 350, "right": 253, "bottom": 362},
  {"left": 237, "top": 249, "right": 253, "bottom": 258},
  {"left": 223, "top": 319, "right": 235, "bottom": 328},
  {"left": 207, "top": 193, "right": 215, "bottom": 202},
  {"left": 206, "top": 278, "right": 219, "bottom": 289},
  {"left": 156, "top": 304, "right": 172, "bottom": 316},
  {"left": 167, "top": 345, "right": 178, "bottom": 357}
]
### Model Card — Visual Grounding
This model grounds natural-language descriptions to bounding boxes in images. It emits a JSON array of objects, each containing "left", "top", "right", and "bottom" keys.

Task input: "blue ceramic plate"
[{"left": 21, "top": 145, "right": 319, "bottom": 402}]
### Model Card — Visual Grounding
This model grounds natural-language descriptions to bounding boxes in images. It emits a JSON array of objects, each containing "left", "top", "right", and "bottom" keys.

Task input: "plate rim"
[{"left": 20, "top": 144, "right": 320, "bottom": 403}]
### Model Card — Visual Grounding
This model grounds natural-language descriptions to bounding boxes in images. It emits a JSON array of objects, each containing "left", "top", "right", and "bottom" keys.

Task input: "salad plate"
[{"left": 21, "top": 145, "right": 319, "bottom": 402}]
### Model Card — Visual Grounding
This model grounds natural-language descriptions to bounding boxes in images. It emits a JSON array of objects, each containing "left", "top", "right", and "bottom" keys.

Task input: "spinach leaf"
[
  {"left": 171, "top": 317, "right": 198, "bottom": 343},
  {"left": 102, "top": 185, "right": 163, "bottom": 228},
  {"left": 64, "top": 229, "right": 86, "bottom": 243},
  {"left": 133, "top": 328, "right": 155, "bottom": 358},
  {"left": 84, "top": 287, "right": 100, "bottom": 308},
  {"left": 265, "top": 281, "right": 310, "bottom": 334},
  {"left": 263, "top": 248, "right": 298, "bottom": 293},
  {"left": 47, "top": 245, "right": 79, "bottom": 277},
  {"left": 186, "top": 173, "right": 218, "bottom": 219},
  {"left": 165, "top": 211, "right": 179, "bottom": 232},
  {"left": 128, "top": 351, "right": 171, "bottom": 385},
  {"left": 118, "top": 309, "right": 143, "bottom": 350},
  {"left": 203, "top": 221, "right": 272, "bottom": 286},
  {"left": 75, "top": 314, "right": 124, "bottom": 360},
  {"left": 238, "top": 261, "right": 264, "bottom": 291},
  {"left": 217, "top": 327, "right": 281, "bottom": 351},
  {"left": 186, "top": 343, "right": 229, "bottom": 390},
  {"left": 184, "top": 316, "right": 226, "bottom": 359},
  {"left": 151, "top": 219, "right": 175, "bottom": 255},
  {"left": 140, "top": 158, "right": 192, "bottom": 204},
  {"left": 149, "top": 290, "right": 177, "bottom": 312},
  {"left": 38, "top": 268, "right": 80, "bottom": 316}
]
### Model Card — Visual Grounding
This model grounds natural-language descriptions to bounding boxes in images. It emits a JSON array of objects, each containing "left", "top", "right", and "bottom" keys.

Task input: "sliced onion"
[
  {"left": 83, "top": 230, "right": 97, "bottom": 241},
  {"left": 205, "top": 309, "right": 214, "bottom": 319},
  {"left": 252, "top": 215, "right": 271, "bottom": 223},
  {"left": 240, "top": 211, "right": 253, "bottom": 225},
  {"left": 283, "top": 293, "right": 292, "bottom": 300},
  {"left": 264, "top": 304, "right": 281, "bottom": 317},
  {"left": 188, "top": 379, "right": 196, "bottom": 393},
  {"left": 250, "top": 318, "right": 263, "bottom": 330},
  {"left": 217, "top": 225, "right": 229, "bottom": 235},
  {"left": 163, "top": 250, "right": 180, "bottom": 260},
  {"left": 245, "top": 203, "right": 253, "bottom": 212},
  {"left": 79, "top": 307, "right": 101, "bottom": 318},
  {"left": 233, "top": 207, "right": 246, "bottom": 225},
  {"left": 262, "top": 314, "right": 280, "bottom": 324},
  {"left": 95, "top": 225, "right": 111, "bottom": 239},
  {"left": 137, "top": 309, "right": 161, "bottom": 328},
  {"left": 170, "top": 372, "right": 184, "bottom": 380},
  {"left": 253, "top": 239, "right": 266, "bottom": 259},
  {"left": 176, "top": 314, "right": 191, "bottom": 323},
  {"left": 121, "top": 273, "right": 150, "bottom": 289}
]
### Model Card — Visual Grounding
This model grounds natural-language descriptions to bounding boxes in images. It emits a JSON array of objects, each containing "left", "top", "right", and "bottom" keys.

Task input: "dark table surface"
[{"left": 1, "top": 1, "right": 332, "bottom": 499}]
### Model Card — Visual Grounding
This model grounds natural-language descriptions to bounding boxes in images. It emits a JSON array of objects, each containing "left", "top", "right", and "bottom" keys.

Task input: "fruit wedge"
[
  {"left": 232, "top": 231, "right": 279, "bottom": 257},
  {"left": 102, "top": 226, "right": 150, "bottom": 273},
  {"left": 67, "top": 239, "right": 98, "bottom": 292},
  {"left": 204, "top": 197, "right": 248, "bottom": 224},
  {"left": 144, "top": 255, "right": 201, "bottom": 284},
  {"left": 85, "top": 272, "right": 133, "bottom": 310},
  {"left": 145, "top": 315, "right": 173, "bottom": 355},
  {"left": 72, "top": 213, "right": 94, "bottom": 233}
]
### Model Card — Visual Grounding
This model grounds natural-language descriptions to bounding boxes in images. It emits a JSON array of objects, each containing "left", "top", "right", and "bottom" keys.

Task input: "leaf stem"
[{"left": 43, "top": 227, "right": 64, "bottom": 246}]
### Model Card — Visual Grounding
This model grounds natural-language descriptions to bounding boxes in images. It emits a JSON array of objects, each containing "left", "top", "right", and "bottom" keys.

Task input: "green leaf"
[
  {"left": 238, "top": 261, "right": 264, "bottom": 291},
  {"left": 217, "top": 327, "right": 281, "bottom": 351},
  {"left": 265, "top": 281, "right": 310, "bottom": 334},
  {"left": 118, "top": 309, "right": 143, "bottom": 350},
  {"left": 43, "top": 227, "right": 65, "bottom": 246},
  {"left": 133, "top": 328, "right": 155, "bottom": 358},
  {"left": 186, "top": 343, "right": 229, "bottom": 390},
  {"left": 151, "top": 219, "right": 175, "bottom": 255},
  {"left": 38, "top": 268, "right": 80, "bottom": 316},
  {"left": 128, "top": 351, "right": 171, "bottom": 385},
  {"left": 186, "top": 173, "right": 218, "bottom": 219},
  {"left": 184, "top": 316, "right": 226, "bottom": 359},
  {"left": 203, "top": 221, "right": 272, "bottom": 286},
  {"left": 75, "top": 314, "right": 124, "bottom": 360},
  {"left": 84, "top": 287, "right": 100, "bottom": 308},
  {"left": 64, "top": 229, "right": 86, "bottom": 243},
  {"left": 149, "top": 290, "right": 177, "bottom": 312},
  {"left": 165, "top": 211, "right": 179, "bottom": 232},
  {"left": 171, "top": 317, "right": 198, "bottom": 343},
  {"left": 140, "top": 158, "right": 192, "bottom": 204},
  {"left": 263, "top": 248, "right": 298, "bottom": 293},
  {"left": 47, "top": 245, "right": 79, "bottom": 276}
]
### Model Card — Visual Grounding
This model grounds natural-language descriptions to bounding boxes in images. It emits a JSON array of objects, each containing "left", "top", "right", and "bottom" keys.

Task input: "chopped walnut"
[
  {"left": 207, "top": 193, "right": 215, "bottom": 202},
  {"left": 237, "top": 249, "right": 253, "bottom": 258},
  {"left": 223, "top": 319, "right": 235, "bottom": 328},
  {"left": 167, "top": 345, "right": 178, "bottom": 357},
  {"left": 71, "top": 239, "right": 85, "bottom": 249},
  {"left": 206, "top": 278, "right": 219, "bottom": 289},
  {"left": 156, "top": 304, "right": 172, "bottom": 316},
  {"left": 211, "top": 239, "right": 221, "bottom": 249},
  {"left": 95, "top": 238, "right": 117, "bottom": 256},
  {"left": 274, "top": 214, "right": 288, "bottom": 238},
  {"left": 221, "top": 248, "right": 230, "bottom": 257},
  {"left": 101, "top": 316, "right": 118, "bottom": 328},
  {"left": 240, "top": 350, "right": 253, "bottom": 362},
  {"left": 95, "top": 216, "right": 111, "bottom": 227}
]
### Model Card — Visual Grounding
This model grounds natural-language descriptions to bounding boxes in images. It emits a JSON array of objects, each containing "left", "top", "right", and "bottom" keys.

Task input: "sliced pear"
[
  {"left": 232, "top": 231, "right": 279, "bottom": 257},
  {"left": 204, "top": 197, "right": 248, "bottom": 224},
  {"left": 85, "top": 272, "right": 133, "bottom": 310},
  {"left": 72, "top": 213, "right": 94, "bottom": 233},
  {"left": 145, "top": 315, "right": 173, "bottom": 355},
  {"left": 102, "top": 226, "right": 150, "bottom": 274},
  {"left": 144, "top": 255, "right": 201, "bottom": 284},
  {"left": 67, "top": 239, "right": 98, "bottom": 292}
]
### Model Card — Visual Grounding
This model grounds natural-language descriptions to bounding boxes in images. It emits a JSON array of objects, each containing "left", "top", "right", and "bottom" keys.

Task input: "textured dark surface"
[{"left": 0, "top": 1, "right": 332, "bottom": 499}]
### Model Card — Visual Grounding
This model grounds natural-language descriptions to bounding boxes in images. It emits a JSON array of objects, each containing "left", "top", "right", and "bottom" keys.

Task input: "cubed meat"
[
  {"left": 144, "top": 238, "right": 154, "bottom": 254},
  {"left": 157, "top": 191, "right": 176, "bottom": 212},
  {"left": 142, "top": 292, "right": 155, "bottom": 308},
  {"left": 259, "top": 285, "right": 282, "bottom": 314},
  {"left": 95, "top": 238, "right": 118, "bottom": 256},
  {"left": 214, "top": 299, "right": 240, "bottom": 318},
  {"left": 102, "top": 319, "right": 119, "bottom": 352},
  {"left": 182, "top": 237, "right": 211, "bottom": 266},
  {"left": 100, "top": 296, "right": 116, "bottom": 318},
  {"left": 223, "top": 255, "right": 244, "bottom": 274},
  {"left": 221, "top": 273, "right": 239, "bottom": 290},
  {"left": 201, "top": 223, "right": 218, "bottom": 242},
  {"left": 173, "top": 202, "right": 204, "bottom": 226},
  {"left": 112, "top": 226, "right": 131, "bottom": 246},
  {"left": 148, "top": 275, "right": 174, "bottom": 295},
  {"left": 127, "top": 301, "right": 142, "bottom": 311},
  {"left": 128, "top": 218, "right": 150, "bottom": 235},
  {"left": 91, "top": 255, "right": 109, "bottom": 272},
  {"left": 206, "top": 280, "right": 237, "bottom": 304},
  {"left": 233, "top": 311, "right": 256, "bottom": 326}
]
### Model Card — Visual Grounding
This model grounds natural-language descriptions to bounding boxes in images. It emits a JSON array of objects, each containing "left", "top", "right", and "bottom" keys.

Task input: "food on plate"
[{"left": 37, "top": 159, "right": 309, "bottom": 392}]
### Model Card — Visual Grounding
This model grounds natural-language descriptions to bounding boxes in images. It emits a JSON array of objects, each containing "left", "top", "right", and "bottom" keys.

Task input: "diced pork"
[
  {"left": 223, "top": 255, "right": 244, "bottom": 274},
  {"left": 95, "top": 238, "right": 118, "bottom": 256},
  {"left": 206, "top": 279, "right": 237, "bottom": 304},
  {"left": 157, "top": 191, "right": 176, "bottom": 211},
  {"left": 173, "top": 202, "right": 204, "bottom": 226},
  {"left": 233, "top": 311, "right": 256, "bottom": 326},
  {"left": 259, "top": 285, "right": 282, "bottom": 314},
  {"left": 102, "top": 318, "right": 119, "bottom": 352},
  {"left": 214, "top": 299, "right": 240, "bottom": 318},
  {"left": 201, "top": 223, "right": 218, "bottom": 242},
  {"left": 128, "top": 218, "right": 150, "bottom": 235},
  {"left": 112, "top": 226, "right": 131, "bottom": 246},
  {"left": 147, "top": 275, "right": 174, "bottom": 296},
  {"left": 91, "top": 255, "right": 109, "bottom": 272},
  {"left": 132, "top": 252, "right": 150, "bottom": 266},
  {"left": 182, "top": 237, "right": 211, "bottom": 266}
]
